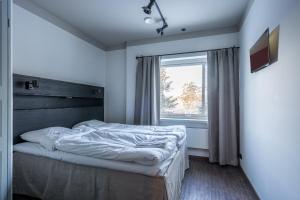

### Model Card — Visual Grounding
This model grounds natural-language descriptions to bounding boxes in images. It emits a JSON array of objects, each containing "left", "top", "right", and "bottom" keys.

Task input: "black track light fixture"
[
  {"left": 156, "top": 28, "right": 162, "bottom": 35},
  {"left": 142, "top": 0, "right": 155, "bottom": 15},
  {"left": 142, "top": 0, "right": 168, "bottom": 36},
  {"left": 156, "top": 23, "right": 168, "bottom": 36}
]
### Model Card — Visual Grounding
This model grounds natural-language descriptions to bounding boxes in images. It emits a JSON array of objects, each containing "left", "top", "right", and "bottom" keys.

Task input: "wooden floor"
[
  {"left": 180, "top": 158, "right": 259, "bottom": 200},
  {"left": 14, "top": 157, "right": 259, "bottom": 200}
]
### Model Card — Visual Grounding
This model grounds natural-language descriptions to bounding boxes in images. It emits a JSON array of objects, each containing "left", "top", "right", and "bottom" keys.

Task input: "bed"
[{"left": 13, "top": 74, "right": 188, "bottom": 200}]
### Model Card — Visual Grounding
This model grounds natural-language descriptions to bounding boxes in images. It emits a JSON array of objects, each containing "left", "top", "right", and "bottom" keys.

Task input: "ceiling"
[{"left": 26, "top": 0, "right": 250, "bottom": 49}]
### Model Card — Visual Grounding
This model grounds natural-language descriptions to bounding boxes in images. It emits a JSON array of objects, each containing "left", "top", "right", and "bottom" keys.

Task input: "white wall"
[
  {"left": 13, "top": 4, "right": 106, "bottom": 87},
  {"left": 107, "top": 32, "right": 238, "bottom": 150},
  {"left": 239, "top": 0, "right": 300, "bottom": 199},
  {"left": 105, "top": 49, "right": 126, "bottom": 123}
]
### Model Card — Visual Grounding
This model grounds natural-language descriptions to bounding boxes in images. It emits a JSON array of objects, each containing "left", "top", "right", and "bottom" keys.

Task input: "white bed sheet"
[{"left": 13, "top": 142, "right": 178, "bottom": 176}]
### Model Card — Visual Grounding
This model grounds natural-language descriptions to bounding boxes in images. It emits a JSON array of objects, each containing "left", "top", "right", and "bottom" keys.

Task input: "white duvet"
[
  {"left": 73, "top": 120, "right": 186, "bottom": 148},
  {"left": 55, "top": 126, "right": 178, "bottom": 166}
]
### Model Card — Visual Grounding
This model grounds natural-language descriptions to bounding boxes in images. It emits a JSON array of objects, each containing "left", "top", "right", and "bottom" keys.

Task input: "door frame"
[{"left": 1, "top": 0, "right": 12, "bottom": 199}]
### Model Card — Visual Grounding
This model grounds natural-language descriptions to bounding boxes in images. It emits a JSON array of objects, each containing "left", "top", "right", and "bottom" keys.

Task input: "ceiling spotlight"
[
  {"left": 157, "top": 23, "right": 168, "bottom": 36},
  {"left": 144, "top": 17, "right": 155, "bottom": 24},
  {"left": 156, "top": 28, "right": 165, "bottom": 36},
  {"left": 142, "top": 0, "right": 156, "bottom": 15},
  {"left": 156, "top": 28, "right": 163, "bottom": 35}
]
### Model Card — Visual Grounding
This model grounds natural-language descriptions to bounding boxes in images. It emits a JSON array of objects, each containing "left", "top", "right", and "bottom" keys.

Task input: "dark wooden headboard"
[{"left": 13, "top": 74, "right": 104, "bottom": 144}]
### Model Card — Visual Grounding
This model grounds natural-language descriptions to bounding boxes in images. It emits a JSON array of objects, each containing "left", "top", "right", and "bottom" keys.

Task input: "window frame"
[
  {"left": 160, "top": 118, "right": 208, "bottom": 129},
  {"left": 159, "top": 54, "right": 208, "bottom": 128}
]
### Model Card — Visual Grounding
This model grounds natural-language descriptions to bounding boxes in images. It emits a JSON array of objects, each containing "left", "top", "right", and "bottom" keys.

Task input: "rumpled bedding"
[
  {"left": 55, "top": 126, "right": 178, "bottom": 165},
  {"left": 73, "top": 121, "right": 186, "bottom": 148}
]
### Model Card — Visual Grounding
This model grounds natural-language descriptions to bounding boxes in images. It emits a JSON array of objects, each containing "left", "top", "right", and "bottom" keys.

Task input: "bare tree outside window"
[
  {"left": 179, "top": 82, "right": 202, "bottom": 116},
  {"left": 160, "top": 68, "right": 178, "bottom": 113}
]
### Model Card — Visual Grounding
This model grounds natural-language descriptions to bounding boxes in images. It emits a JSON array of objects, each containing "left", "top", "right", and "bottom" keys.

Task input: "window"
[{"left": 160, "top": 52, "right": 208, "bottom": 122}]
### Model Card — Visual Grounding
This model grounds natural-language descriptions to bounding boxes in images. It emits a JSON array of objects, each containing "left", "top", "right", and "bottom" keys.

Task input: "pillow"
[
  {"left": 20, "top": 127, "right": 77, "bottom": 151},
  {"left": 72, "top": 120, "right": 106, "bottom": 129}
]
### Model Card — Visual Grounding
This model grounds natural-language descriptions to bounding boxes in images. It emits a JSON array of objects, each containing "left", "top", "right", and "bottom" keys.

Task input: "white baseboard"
[{"left": 188, "top": 148, "right": 209, "bottom": 157}]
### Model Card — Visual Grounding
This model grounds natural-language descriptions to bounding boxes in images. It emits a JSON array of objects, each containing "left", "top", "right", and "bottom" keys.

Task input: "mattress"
[{"left": 14, "top": 142, "right": 178, "bottom": 176}]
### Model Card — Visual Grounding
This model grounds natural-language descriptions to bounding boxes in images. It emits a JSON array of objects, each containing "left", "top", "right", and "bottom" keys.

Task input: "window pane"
[{"left": 160, "top": 54, "right": 207, "bottom": 121}]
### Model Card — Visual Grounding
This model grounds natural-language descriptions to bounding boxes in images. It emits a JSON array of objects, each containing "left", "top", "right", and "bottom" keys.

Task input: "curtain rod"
[{"left": 135, "top": 46, "right": 240, "bottom": 59}]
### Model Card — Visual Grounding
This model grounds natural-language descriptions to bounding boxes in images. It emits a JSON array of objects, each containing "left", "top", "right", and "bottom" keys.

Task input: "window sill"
[{"left": 160, "top": 118, "right": 208, "bottom": 129}]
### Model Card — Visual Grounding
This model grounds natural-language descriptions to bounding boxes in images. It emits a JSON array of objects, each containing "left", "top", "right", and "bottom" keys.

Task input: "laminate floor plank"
[{"left": 180, "top": 158, "right": 259, "bottom": 200}]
